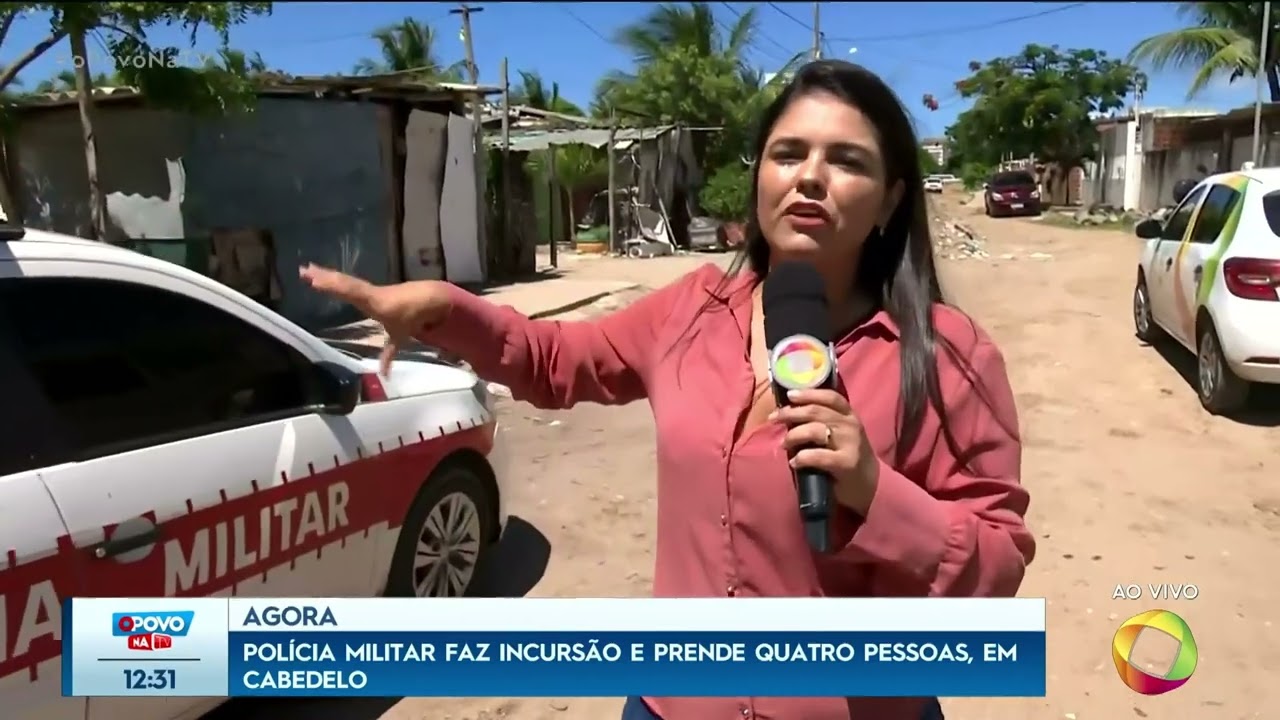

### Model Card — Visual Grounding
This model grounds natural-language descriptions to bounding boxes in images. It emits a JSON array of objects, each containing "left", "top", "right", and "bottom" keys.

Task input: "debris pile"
[
  {"left": 1068, "top": 203, "right": 1147, "bottom": 227},
  {"left": 931, "top": 208, "right": 989, "bottom": 260}
]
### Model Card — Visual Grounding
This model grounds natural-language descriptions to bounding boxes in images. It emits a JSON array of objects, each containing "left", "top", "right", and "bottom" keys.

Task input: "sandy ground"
[{"left": 223, "top": 193, "right": 1280, "bottom": 720}]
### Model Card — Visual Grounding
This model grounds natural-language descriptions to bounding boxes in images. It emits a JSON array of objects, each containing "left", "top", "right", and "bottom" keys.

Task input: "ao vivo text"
[
  {"left": 112, "top": 611, "right": 194, "bottom": 651},
  {"left": 1112, "top": 583, "right": 1200, "bottom": 601}
]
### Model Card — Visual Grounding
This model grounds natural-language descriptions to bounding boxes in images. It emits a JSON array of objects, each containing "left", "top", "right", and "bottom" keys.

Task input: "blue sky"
[{"left": 0, "top": 1, "right": 1263, "bottom": 137}]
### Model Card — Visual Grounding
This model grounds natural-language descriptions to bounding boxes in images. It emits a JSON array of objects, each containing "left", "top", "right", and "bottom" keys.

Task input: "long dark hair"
[{"left": 722, "top": 60, "right": 982, "bottom": 466}]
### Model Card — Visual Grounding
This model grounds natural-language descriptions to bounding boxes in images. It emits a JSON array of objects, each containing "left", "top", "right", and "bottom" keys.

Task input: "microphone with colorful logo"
[{"left": 762, "top": 261, "right": 839, "bottom": 552}]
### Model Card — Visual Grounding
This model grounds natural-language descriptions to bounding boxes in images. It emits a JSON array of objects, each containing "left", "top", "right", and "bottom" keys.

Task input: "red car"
[{"left": 983, "top": 171, "right": 1042, "bottom": 217}]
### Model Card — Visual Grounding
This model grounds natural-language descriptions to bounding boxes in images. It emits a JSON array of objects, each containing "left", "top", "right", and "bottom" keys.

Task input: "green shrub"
[
  {"left": 960, "top": 162, "right": 994, "bottom": 191},
  {"left": 700, "top": 163, "right": 752, "bottom": 222}
]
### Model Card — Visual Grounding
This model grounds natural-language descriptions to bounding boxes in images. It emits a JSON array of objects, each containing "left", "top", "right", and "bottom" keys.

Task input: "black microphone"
[{"left": 763, "top": 261, "right": 839, "bottom": 553}]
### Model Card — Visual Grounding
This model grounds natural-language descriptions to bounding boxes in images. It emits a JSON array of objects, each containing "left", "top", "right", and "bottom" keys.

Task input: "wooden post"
[
  {"left": 548, "top": 144, "right": 558, "bottom": 269},
  {"left": 812, "top": 1, "right": 821, "bottom": 60},
  {"left": 607, "top": 117, "right": 618, "bottom": 255},
  {"left": 452, "top": 3, "right": 488, "bottom": 279},
  {"left": 70, "top": 28, "right": 106, "bottom": 240},
  {"left": 499, "top": 57, "right": 512, "bottom": 278}
]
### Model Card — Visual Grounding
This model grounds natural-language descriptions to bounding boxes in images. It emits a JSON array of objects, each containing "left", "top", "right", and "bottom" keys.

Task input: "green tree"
[
  {"left": 1129, "top": 1, "right": 1280, "bottom": 101},
  {"left": 0, "top": 2, "right": 273, "bottom": 237},
  {"left": 699, "top": 161, "right": 750, "bottom": 222},
  {"left": 353, "top": 17, "right": 465, "bottom": 82},
  {"left": 526, "top": 144, "right": 607, "bottom": 234},
  {"left": 511, "top": 69, "right": 583, "bottom": 116},
  {"left": 590, "top": 2, "right": 788, "bottom": 170},
  {"left": 950, "top": 44, "right": 1145, "bottom": 203},
  {"left": 601, "top": 0, "right": 756, "bottom": 95}
]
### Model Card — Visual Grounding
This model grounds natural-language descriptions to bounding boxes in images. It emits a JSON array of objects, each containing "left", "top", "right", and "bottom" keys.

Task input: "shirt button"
[
  {"left": 727, "top": 585, "right": 738, "bottom": 597},
  {"left": 719, "top": 514, "right": 728, "bottom": 526},
  {"left": 740, "top": 708, "right": 752, "bottom": 718}
]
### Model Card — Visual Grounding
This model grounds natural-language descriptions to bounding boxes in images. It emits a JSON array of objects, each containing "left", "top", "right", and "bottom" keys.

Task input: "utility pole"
[
  {"left": 451, "top": 3, "right": 489, "bottom": 278},
  {"left": 499, "top": 56, "right": 512, "bottom": 276},
  {"left": 812, "top": 2, "right": 821, "bottom": 60},
  {"left": 607, "top": 112, "right": 618, "bottom": 255},
  {"left": 1253, "top": 0, "right": 1272, "bottom": 166},
  {"left": 451, "top": 4, "right": 483, "bottom": 87}
]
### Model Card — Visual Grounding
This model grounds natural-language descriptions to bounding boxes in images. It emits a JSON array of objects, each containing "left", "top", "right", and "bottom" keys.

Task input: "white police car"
[
  {"left": 0, "top": 225, "right": 509, "bottom": 720},
  {"left": 1133, "top": 168, "right": 1280, "bottom": 413}
]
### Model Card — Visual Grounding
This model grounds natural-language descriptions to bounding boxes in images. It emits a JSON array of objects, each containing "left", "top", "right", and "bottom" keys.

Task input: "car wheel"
[
  {"left": 386, "top": 460, "right": 496, "bottom": 598},
  {"left": 1132, "top": 275, "right": 1162, "bottom": 343},
  {"left": 1196, "top": 323, "right": 1250, "bottom": 415}
]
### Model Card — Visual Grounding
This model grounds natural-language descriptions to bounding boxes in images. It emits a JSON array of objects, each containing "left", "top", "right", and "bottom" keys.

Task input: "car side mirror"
[
  {"left": 311, "top": 361, "right": 360, "bottom": 415},
  {"left": 1134, "top": 218, "right": 1162, "bottom": 240}
]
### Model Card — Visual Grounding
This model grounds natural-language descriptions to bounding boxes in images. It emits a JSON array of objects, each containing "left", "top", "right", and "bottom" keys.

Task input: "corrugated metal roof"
[
  {"left": 485, "top": 125, "right": 676, "bottom": 152},
  {"left": 10, "top": 73, "right": 501, "bottom": 111}
]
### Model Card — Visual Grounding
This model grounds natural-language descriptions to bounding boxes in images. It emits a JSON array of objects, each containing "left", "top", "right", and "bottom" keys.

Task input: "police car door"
[
  {"left": 0, "top": 300, "right": 84, "bottom": 720},
  {"left": 0, "top": 268, "right": 375, "bottom": 720}
]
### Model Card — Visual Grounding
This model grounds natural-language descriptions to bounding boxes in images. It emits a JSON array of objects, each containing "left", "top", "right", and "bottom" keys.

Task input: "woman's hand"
[
  {"left": 298, "top": 264, "right": 453, "bottom": 377},
  {"left": 770, "top": 388, "right": 880, "bottom": 516}
]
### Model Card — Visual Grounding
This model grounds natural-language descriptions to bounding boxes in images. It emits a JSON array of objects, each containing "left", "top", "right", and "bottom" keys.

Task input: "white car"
[
  {"left": 923, "top": 177, "right": 944, "bottom": 193},
  {"left": 1133, "top": 168, "right": 1280, "bottom": 414},
  {"left": 0, "top": 226, "right": 510, "bottom": 720}
]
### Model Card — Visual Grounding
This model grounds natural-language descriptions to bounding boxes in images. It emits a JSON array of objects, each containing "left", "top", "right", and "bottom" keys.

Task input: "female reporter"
[{"left": 300, "top": 60, "right": 1034, "bottom": 720}]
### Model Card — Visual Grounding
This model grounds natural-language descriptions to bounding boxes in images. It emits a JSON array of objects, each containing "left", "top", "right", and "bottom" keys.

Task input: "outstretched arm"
[{"left": 419, "top": 265, "right": 718, "bottom": 409}]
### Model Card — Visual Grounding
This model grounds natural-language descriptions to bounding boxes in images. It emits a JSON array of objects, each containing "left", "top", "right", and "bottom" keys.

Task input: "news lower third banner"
[{"left": 63, "top": 597, "right": 1046, "bottom": 698}]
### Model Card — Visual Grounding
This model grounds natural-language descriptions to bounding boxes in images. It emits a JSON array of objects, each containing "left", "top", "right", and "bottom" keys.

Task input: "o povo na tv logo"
[
  {"left": 1112, "top": 609, "right": 1198, "bottom": 695},
  {"left": 112, "top": 611, "right": 194, "bottom": 651},
  {"left": 768, "top": 334, "right": 834, "bottom": 391}
]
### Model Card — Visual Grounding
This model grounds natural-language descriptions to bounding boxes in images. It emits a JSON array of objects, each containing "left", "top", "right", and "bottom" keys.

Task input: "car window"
[
  {"left": 0, "top": 276, "right": 316, "bottom": 462},
  {"left": 1160, "top": 185, "right": 1208, "bottom": 241},
  {"left": 1261, "top": 190, "right": 1280, "bottom": 237},
  {"left": 0, "top": 310, "right": 75, "bottom": 476},
  {"left": 1188, "top": 184, "right": 1241, "bottom": 244}
]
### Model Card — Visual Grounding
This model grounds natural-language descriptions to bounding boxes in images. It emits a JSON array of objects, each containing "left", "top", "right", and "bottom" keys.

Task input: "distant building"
[
  {"left": 1081, "top": 106, "right": 1221, "bottom": 211},
  {"left": 920, "top": 137, "right": 947, "bottom": 167}
]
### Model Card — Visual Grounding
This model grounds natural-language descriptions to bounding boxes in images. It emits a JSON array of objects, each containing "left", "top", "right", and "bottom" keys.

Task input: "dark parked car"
[{"left": 983, "top": 171, "right": 1042, "bottom": 217}]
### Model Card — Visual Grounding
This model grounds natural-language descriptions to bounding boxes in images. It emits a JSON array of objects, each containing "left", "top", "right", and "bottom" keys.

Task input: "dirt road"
[{"left": 228, "top": 194, "right": 1279, "bottom": 720}]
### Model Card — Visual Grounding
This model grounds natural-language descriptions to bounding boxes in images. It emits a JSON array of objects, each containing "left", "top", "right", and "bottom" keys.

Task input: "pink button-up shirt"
[{"left": 421, "top": 263, "right": 1034, "bottom": 720}]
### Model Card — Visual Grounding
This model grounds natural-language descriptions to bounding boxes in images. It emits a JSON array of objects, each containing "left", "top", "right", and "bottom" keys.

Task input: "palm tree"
[
  {"left": 33, "top": 69, "right": 117, "bottom": 93},
  {"left": 593, "top": 2, "right": 759, "bottom": 113},
  {"left": 616, "top": 2, "right": 756, "bottom": 67},
  {"left": 511, "top": 70, "right": 584, "bottom": 116},
  {"left": 526, "top": 144, "right": 608, "bottom": 235},
  {"left": 203, "top": 48, "right": 269, "bottom": 76},
  {"left": 1129, "top": 1, "right": 1280, "bottom": 100},
  {"left": 353, "top": 17, "right": 467, "bottom": 82}
]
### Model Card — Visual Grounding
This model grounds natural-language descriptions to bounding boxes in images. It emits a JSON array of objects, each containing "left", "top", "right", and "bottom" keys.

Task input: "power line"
[
  {"left": 275, "top": 12, "right": 455, "bottom": 49},
  {"left": 557, "top": 5, "right": 611, "bottom": 46},
  {"left": 766, "top": 2, "right": 811, "bottom": 32},
  {"left": 828, "top": 2, "right": 1088, "bottom": 44},
  {"left": 719, "top": 2, "right": 792, "bottom": 63}
]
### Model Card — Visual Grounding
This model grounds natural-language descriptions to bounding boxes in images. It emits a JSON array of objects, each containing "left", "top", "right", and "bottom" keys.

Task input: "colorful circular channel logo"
[
  {"left": 769, "top": 334, "right": 832, "bottom": 391},
  {"left": 1112, "top": 609, "right": 1198, "bottom": 695}
]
